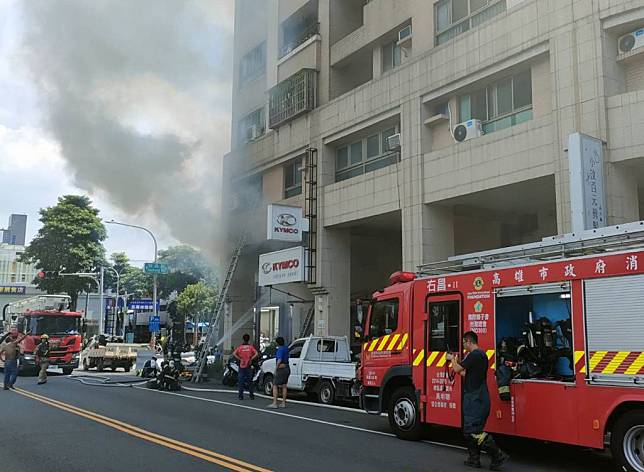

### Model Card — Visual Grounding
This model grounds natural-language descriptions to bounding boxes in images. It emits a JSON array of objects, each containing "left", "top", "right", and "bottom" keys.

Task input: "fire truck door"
[{"left": 424, "top": 295, "right": 462, "bottom": 428}]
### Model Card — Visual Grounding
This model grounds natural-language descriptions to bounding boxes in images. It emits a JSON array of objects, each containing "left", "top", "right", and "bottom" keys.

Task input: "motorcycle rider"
[{"left": 35, "top": 334, "right": 51, "bottom": 385}]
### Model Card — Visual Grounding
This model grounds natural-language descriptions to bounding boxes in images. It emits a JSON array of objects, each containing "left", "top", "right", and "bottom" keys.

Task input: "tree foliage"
[
  {"left": 21, "top": 195, "right": 107, "bottom": 309},
  {"left": 176, "top": 281, "right": 216, "bottom": 323},
  {"left": 156, "top": 245, "right": 217, "bottom": 298}
]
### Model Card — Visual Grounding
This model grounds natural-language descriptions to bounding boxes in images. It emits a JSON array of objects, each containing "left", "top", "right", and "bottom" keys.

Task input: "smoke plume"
[{"left": 19, "top": 0, "right": 234, "bottom": 256}]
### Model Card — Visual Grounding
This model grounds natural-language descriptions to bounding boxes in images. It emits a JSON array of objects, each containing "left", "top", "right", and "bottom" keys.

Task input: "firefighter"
[
  {"left": 447, "top": 331, "right": 508, "bottom": 470},
  {"left": 35, "top": 334, "right": 51, "bottom": 385}
]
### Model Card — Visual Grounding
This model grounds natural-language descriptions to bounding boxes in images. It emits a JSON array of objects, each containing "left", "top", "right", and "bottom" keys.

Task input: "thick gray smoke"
[{"left": 20, "top": 0, "right": 233, "bottom": 255}]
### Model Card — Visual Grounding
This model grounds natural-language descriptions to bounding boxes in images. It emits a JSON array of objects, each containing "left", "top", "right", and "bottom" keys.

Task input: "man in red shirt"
[{"left": 232, "top": 333, "right": 258, "bottom": 400}]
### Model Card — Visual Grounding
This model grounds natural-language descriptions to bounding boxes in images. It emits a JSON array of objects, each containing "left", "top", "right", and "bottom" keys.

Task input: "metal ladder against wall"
[
  {"left": 417, "top": 221, "right": 644, "bottom": 275},
  {"left": 299, "top": 304, "right": 315, "bottom": 338},
  {"left": 193, "top": 235, "right": 246, "bottom": 383}
]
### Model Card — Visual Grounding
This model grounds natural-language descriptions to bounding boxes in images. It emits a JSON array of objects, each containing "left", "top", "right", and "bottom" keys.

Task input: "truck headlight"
[
  {"left": 23, "top": 354, "right": 35, "bottom": 360},
  {"left": 72, "top": 353, "right": 80, "bottom": 359}
]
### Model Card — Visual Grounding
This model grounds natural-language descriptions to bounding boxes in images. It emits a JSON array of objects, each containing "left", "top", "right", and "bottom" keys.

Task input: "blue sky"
[{"left": 0, "top": 0, "right": 234, "bottom": 266}]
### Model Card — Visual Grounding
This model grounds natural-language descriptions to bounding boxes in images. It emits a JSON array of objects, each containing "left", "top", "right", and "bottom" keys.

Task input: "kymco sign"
[
  {"left": 258, "top": 246, "right": 306, "bottom": 286},
  {"left": 267, "top": 204, "right": 303, "bottom": 242}
]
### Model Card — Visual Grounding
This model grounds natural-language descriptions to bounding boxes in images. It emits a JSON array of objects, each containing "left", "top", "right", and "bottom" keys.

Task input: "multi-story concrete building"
[
  {"left": 223, "top": 0, "right": 644, "bottom": 350},
  {"left": 2, "top": 214, "right": 27, "bottom": 246}
]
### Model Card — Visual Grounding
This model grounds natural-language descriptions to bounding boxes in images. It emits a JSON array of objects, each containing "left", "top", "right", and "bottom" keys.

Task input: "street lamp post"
[
  {"left": 105, "top": 266, "right": 121, "bottom": 336},
  {"left": 105, "top": 221, "right": 159, "bottom": 324}
]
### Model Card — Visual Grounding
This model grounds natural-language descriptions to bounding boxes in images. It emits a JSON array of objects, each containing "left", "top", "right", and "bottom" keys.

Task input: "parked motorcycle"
[{"left": 222, "top": 356, "right": 264, "bottom": 387}]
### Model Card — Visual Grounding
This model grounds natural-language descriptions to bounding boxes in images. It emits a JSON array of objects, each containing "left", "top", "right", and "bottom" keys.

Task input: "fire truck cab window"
[
  {"left": 429, "top": 301, "right": 460, "bottom": 351},
  {"left": 369, "top": 299, "right": 399, "bottom": 338},
  {"left": 495, "top": 289, "right": 573, "bottom": 383}
]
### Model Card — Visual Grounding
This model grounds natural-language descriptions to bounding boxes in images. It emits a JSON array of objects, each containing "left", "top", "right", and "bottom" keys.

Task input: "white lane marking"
[
  {"left": 136, "top": 387, "right": 466, "bottom": 451},
  {"left": 181, "top": 386, "right": 381, "bottom": 415}
]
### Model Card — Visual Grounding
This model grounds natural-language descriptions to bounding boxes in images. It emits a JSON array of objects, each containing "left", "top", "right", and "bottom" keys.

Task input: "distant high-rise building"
[{"left": 2, "top": 214, "right": 27, "bottom": 246}]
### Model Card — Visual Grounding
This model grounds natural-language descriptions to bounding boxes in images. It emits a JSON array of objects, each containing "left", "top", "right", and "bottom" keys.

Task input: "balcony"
[
  {"left": 269, "top": 68, "right": 317, "bottom": 129},
  {"left": 280, "top": 21, "right": 320, "bottom": 59}
]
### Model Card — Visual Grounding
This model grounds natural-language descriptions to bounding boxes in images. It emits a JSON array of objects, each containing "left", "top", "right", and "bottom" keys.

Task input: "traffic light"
[{"left": 37, "top": 270, "right": 59, "bottom": 279}]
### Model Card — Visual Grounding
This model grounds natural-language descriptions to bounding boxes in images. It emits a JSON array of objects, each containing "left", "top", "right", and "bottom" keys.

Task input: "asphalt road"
[{"left": 0, "top": 371, "right": 616, "bottom": 472}]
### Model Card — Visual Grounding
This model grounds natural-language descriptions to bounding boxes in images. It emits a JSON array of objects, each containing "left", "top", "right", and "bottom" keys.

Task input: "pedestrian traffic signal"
[{"left": 37, "top": 270, "right": 59, "bottom": 279}]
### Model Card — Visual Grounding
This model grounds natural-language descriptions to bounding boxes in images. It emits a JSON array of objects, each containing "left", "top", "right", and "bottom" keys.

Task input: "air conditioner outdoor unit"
[
  {"left": 398, "top": 25, "right": 412, "bottom": 44},
  {"left": 387, "top": 133, "right": 401, "bottom": 150},
  {"left": 618, "top": 27, "right": 644, "bottom": 54},
  {"left": 453, "top": 120, "right": 483, "bottom": 143}
]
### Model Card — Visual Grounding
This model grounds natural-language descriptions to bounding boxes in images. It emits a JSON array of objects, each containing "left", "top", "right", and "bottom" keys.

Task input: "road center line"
[{"left": 13, "top": 387, "right": 272, "bottom": 472}]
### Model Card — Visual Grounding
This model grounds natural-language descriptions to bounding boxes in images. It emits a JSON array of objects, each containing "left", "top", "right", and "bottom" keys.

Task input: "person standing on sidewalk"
[
  {"left": 232, "top": 333, "right": 258, "bottom": 400},
  {"left": 1, "top": 327, "right": 25, "bottom": 390},
  {"left": 268, "top": 336, "right": 289, "bottom": 409},
  {"left": 35, "top": 334, "right": 51, "bottom": 385},
  {"left": 447, "top": 331, "right": 508, "bottom": 470}
]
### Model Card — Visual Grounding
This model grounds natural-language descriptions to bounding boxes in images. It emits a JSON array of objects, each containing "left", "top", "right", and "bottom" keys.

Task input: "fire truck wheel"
[
  {"left": 389, "top": 387, "right": 422, "bottom": 441},
  {"left": 62, "top": 367, "right": 73, "bottom": 375},
  {"left": 611, "top": 409, "right": 644, "bottom": 472},
  {"left": 317, "top": 380, "right": 335, "bottom": 405}
]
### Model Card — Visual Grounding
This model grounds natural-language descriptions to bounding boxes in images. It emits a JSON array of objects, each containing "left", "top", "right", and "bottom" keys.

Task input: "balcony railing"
[
  {"left": 269, "top": 68, "right": 317, "bottom": 129},
  {"left": 279, "top": 22, "right": 320, "bottom": 59}
]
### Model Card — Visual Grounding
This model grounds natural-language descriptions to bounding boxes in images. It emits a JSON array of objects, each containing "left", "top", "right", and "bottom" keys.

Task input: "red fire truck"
[
  {"left": 1, "top": 295, "right": 83, "bottom": 375},
  {"left": 360, "top": 223, "right": 644, "bottom": 472}
]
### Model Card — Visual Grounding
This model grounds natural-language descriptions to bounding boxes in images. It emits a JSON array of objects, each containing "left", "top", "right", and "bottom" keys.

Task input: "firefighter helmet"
[{"left": 40, "top": 334, "right": 49, "bottom": 339}]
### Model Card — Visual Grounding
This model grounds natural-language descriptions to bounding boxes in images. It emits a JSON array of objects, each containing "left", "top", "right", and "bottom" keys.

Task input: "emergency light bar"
[{"left": 389, "top": 271, "right": 416, "bottom": 285}]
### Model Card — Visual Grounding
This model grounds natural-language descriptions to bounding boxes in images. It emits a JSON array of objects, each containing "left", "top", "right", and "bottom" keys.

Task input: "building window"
[
  {"left": 335, "top": 126, "right": 399, "bottom": 182},
  {"left": 269, "top": 68, "right": 317, "bottom": 128},
  {"left": 21, "top": 274, "right": 26, "bottom": 282},
  {"left": 382, "top": 40, "right": 402, "bottom": 72},
  {"left": 284, "top": 158, "right": 303, "bottom": 198},
  {"left": 239, "top": 42, "right": 266, "bottom": 87},
  {"left": 459, "top": 69, "right": 532, "bottom": 134},
  {"left": 238, "top": 107, "right": 265, "bottom": 144},
  {"left": 435, "top": 0, "right": 506, "bottom": 45}
]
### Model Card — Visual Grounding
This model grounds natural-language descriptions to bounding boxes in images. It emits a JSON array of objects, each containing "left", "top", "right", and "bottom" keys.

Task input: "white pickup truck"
[{"left": 260, "top": 336, "right": 359, "bottom": 405}]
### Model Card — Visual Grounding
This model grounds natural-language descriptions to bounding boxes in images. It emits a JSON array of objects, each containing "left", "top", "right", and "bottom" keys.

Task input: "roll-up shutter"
[{"left": 584, "top": 274, "right": 644, "bottom": 352}]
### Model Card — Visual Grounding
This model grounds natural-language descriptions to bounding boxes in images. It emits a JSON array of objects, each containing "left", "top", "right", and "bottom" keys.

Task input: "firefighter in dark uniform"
[
  {"left": 35, "top": 334, "right": 51, "bottom": 385},
  {"left": 447, "top": 331, "right": 508, "bottom": 470}
]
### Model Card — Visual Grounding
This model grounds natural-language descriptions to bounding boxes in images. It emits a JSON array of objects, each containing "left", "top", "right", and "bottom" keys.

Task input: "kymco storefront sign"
[
  {"left": 267, "top": 204, "right": 303, "bottom": 242},
  {"left": 258, "top": 246, "right": 306, "bottom": 286}
]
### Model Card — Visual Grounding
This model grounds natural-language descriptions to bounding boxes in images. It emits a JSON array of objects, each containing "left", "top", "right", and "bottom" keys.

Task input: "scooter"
[
  {"left": 222, "top": 357, "right": 264, "bottom": 387},
  {"left": 222, "top": 357, "right": 239, "bottom": 386}
]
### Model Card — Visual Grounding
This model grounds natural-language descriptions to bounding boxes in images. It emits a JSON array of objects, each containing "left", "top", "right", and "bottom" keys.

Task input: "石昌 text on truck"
[
  {"left": 1, "top": 295, "right": 82, "bottom": 375},
  {"left": 359, "top": 222, "right": 644, "bottom": 472}
]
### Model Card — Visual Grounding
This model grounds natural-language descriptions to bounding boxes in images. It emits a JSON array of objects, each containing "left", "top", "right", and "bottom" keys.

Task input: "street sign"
[
  {"left": 148, "top": 315, "right": 160, "bottom": 333},
  {"left": 128, "top": 299, "right": 160, "bottom": 310},
  {"left": 144, "top": 262, "right": 169, "bottom": 274}
]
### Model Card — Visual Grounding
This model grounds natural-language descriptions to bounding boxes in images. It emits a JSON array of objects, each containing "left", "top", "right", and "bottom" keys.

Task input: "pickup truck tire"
[
  {"left": 318, "top": 380, "right": 335, "bottom": 405},
  {"left": 124, "top": 363, "right": 131, "bottom": 372},
  {"left": 262, "top": 374, "right": 274, "bottom": 396},
  {"left": 97, "top": 359, "right": 104, "bottom": 372},
  {"left": 389, "top": 386, "right": 422, "bottom": 441},
  {"left": 62, "top": 367, "right": 73, "bottom": 375},
  {"left": 611, "top": 409, "right": 644, "bottom": 472}
]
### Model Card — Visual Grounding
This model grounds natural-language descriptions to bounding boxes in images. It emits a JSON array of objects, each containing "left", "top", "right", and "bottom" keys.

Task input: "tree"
[
  {"left": 21, "top": 195, "right": 107, "bottom": 309},
  {"left": 156, "top": 245, "right": 217, "bottom": 298},
  {"left": 176, "top": 281, "right": 217, "bottom": 345},
  {"left": 106, "top": 252, "right": 151, "bottom": 295}
]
